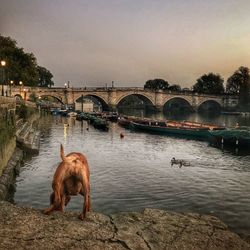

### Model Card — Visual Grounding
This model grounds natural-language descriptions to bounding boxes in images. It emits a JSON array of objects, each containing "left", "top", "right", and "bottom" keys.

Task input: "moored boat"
[
  {"left": 59, "top": 109, "right": 69, "bottom": 116},
  {"left": 68, "top": 112, "right": 77, "bottom": 117},
  {"left": 103, "top": 112, "right": 119, "bottom": 122},
  {"left": 50, "top": 108, "right": 60, "bottom": 115},
  {"left": 117, "top": 116, "right": 131, "bottom": 128},
  {"left": 129, "top": 118, "right": 225, "bottom": 139},
  {"left": 76, "top": 112, "right": 109, "bottom": 130},
  {"left": 130, "top": 121, "right": 213, "bottom": 139},
  {"left": 92, "top": 117, "right": 109, "bottom": 131},
  {"left": 209, "top": 127, "right": 250, "bottom": 147},
  {"left": 117, "top": 116, "right": 150, "bottom": 129}
]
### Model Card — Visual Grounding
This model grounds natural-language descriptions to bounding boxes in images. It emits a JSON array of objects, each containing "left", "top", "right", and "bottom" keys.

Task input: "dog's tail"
[{"left": 60, "top": 144, "right": 67, "bottom": 162}]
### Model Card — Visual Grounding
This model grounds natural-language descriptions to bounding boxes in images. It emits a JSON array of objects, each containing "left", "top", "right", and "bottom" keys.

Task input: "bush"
[
  {"left": 16, "top": 103, "right": 28, "bottom": 119},
  {"left": 29, "top": 92, "right": 37, "bottom": 102}
]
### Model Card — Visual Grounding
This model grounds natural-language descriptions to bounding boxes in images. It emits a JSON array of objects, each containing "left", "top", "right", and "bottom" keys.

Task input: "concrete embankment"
[
  {"left": 0, "top": 148, "right": 23, "bottom": 200},
  {"left": 0, "top": 96, "right": 16, "bottom": 175},
  {"left": 0, "top": 96, "right": 38, "bottom": 200},
  {"left": 0, "top": 202, "right": 249, "bottom": 250},
  {"left": 16, "top": 115, "right": 41, "bottom": 154}
]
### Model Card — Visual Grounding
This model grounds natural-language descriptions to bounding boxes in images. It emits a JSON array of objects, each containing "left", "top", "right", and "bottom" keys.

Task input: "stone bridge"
[{"left": 10, "top": 86, "right": 239, "bottom": 111}]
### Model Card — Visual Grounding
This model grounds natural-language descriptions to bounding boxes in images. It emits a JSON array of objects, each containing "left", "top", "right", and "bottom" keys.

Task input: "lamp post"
[
  {"left": 1, "top": 60, "right": 6, "bottom": 96},
  {"left": 64, "top": 83, "right": 68, "bottom": 108},
  {"left": 10, "top": 80, "right": 14, "bottom": 96},
  {"left": 19, "top": 81, "right": 23, "bottom": 97},
  {"left": 23, "top": 88, "right": 27, "bottom": 101}
]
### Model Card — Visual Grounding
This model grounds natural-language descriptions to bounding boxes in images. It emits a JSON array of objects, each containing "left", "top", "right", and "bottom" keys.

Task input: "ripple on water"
[{"left": 14, "top": 116, "right": 250, "bottom": 235}]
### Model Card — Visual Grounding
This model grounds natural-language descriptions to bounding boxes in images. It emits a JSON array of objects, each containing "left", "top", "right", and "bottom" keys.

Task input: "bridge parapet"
[{"left": 9, "top": 85, "right": 239, "bottom": 111}]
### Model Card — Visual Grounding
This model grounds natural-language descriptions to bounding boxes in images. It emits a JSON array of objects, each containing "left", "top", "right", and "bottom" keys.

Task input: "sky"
[{"left": 1, "top": 0, "right": 250, "bottom": 88}]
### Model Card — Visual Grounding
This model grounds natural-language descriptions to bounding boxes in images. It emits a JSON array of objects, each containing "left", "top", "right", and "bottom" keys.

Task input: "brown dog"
[{"left": 43, "top": 144, "right": 91, "bottom": 220}]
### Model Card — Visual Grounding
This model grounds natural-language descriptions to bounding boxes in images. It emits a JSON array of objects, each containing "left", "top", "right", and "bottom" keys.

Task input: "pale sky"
[{"left": 1, "top": 0, "right": 250, "bottom": 88}]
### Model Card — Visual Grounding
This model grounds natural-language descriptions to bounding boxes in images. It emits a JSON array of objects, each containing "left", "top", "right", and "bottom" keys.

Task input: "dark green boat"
[
  {"left": 130, "top": 121, "right": 217, "bottom": 139},
  {"left": 209, "top": 127, "right": 250, "bottom": 147},
  {"left": 92, "top": 117, "right": 109, "bottom": 131}
]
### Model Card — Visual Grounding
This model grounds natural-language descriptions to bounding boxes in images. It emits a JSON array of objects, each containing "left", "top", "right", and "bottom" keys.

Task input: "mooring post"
[{"left": 81, "top": 94, "right": 83, "bottom": 112}]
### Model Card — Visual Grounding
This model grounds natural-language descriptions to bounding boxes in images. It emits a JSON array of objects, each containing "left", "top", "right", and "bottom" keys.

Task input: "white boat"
[{"left": 68, "top": 112, "right": 77, "bottom": 117}]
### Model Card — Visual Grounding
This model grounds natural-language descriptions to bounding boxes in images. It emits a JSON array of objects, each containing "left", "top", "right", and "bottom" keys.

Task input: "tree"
[
  {"left": 28, "top": 92, "right": 37, "bottom": 102},
  {"left": 0, "top": 35, "right": 39, "bottom": 86},
  {"left": 144, "top": 79, "right": 169, "bottom": 90},
  {"left": 226, "top": 66, "right": 250, "bottom": 106},
  {"left": 0, "top": 34, "right": 54, "bottom": 87},
  {"left": 193, "top": 73, "right": 224, "bottom": 94},
  {"left": 168, "top": 84, "right": 181, "bottom": 92},
  {"left": 37, "top": 66, "right": 54, "bottom": 87}
]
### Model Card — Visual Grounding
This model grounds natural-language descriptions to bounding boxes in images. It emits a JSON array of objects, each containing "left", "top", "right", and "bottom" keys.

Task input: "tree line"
[
  {"left": 0, "top": 34, "right": 54, "bottom": 87},
  {"left": 144, "top": 67, "right": 250, "bottom": 107}
]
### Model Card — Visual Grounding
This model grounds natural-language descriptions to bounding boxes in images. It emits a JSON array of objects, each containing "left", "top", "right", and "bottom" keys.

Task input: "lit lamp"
[
  {"left": 64, "top": 83, "right": 67, "bottom": 88},
  {"left": 1, "top": 60, "right": 6, "bottom": 96},
  {"left": 10, "top": 80, "right": 14, "bottom": 96},
  {"left": 23, "top": 88, "right": 27, "bottom": 101},
  {"left": 19, "top": 81, "right": 23, "bottom": 96}
]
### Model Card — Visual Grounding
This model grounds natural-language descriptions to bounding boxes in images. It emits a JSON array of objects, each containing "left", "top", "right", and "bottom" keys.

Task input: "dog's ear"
[{"left": 60, "top": 144, "right": 66, "bottom": 161}]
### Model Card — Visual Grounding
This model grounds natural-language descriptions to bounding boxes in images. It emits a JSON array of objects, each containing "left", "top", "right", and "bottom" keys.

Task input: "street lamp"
[
  {"left": 64, "top": 82, "right": 67, "bottom": 88},
  {"left": 1, "top": 60, "right": 6, "bottom": 96},
  {"left": 10, "top": 80, "right": 14, "bottom": 96},
  {"left": 23, "top": 88, "right": 27, "bottom": 101},
  {"left": 19, "top": 81, "right": 23, "bottom": 96}
]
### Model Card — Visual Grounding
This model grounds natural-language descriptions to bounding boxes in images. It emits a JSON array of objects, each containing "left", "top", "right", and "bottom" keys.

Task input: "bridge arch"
[
  {"left": 75, "top": 94, "right": 109, "bottom": 111},
  {"left": 198, "top": 100, "right": 222, "bottom": 112},
  {"left": 14, "top": 94, "right": 23, "bottom": 100},
  {"left": 116, "top": 93, "right": 155, "bottom": 108},
  {"left": 37, "top": 94, "right": 64, "bottom": 104},
  {"left": 163, "top": 97, "right": 193, "bottom": 112}
]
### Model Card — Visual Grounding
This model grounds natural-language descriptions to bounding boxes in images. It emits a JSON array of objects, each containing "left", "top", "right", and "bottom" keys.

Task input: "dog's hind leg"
[{"left": 65, "top": 195, "right": 71, "bottom": 206}]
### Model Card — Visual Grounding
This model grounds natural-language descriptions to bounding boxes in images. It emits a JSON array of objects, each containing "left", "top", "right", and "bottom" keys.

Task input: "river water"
[{"left": 14, "top": 111, "right": 250, "bottom": 235}]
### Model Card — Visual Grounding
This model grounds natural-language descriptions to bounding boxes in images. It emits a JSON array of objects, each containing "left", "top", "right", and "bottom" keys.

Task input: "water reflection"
[
  {"left": 14, "top": 111, "right": 250, "bottom": 236},
  {"left": 118, "top": 107, "right": 250, "bottom": 128}
]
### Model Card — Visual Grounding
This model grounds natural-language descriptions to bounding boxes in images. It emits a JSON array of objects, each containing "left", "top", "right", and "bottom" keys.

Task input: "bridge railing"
[{"left": 9, "top": 85, "right": 239, "bottom": 99}]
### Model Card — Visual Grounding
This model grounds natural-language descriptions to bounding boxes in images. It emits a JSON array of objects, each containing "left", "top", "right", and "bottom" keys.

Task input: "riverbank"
[
  {"left": 0, "top": 96, "right": 16, "bottom": 174},
  {"left": 0, "top": 201, "right": 249, "bottom": 250},
  {"left": 0, "top": 148, "right": 23, "bottom": 200}
]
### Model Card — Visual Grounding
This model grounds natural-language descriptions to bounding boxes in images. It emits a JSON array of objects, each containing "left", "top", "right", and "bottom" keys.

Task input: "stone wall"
[{"left": 0, "top": 96, "right": 16, "bottom": 175}]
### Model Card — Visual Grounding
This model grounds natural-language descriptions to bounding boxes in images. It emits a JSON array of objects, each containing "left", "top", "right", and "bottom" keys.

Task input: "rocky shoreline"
[
  {"left": 0, "top": 201, "right": 249, "bottom": 250},
  {"left": 0, "top": 148, "right": 23, "bottom": 200}
]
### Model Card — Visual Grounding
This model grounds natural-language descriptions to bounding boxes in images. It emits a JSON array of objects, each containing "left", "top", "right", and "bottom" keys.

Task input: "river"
[{"left": 14, "top": 110, "right": 250, "bottom": 236}]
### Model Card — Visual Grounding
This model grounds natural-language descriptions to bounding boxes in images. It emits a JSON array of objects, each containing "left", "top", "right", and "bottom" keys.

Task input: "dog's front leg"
[
  {"left": 43, "top": 205, "right": 55, "bottom": 215},
  {"left": 79, "top": 194, "right": 91, "bottom": 220},
  {"left": 43, "top": 192, "right": 57, "bottom": 214},
  {"left": 79, "top": 173, "right": 90, "bottom": 220}
]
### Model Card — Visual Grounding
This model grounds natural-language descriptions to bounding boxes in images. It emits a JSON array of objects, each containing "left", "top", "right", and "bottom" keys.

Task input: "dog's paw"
[
  {"left": 42, "top": 208, "right": 51, "bottom": 215},
  {"left": 78, "top": 213, "right": 85, "bottom": 220}
]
